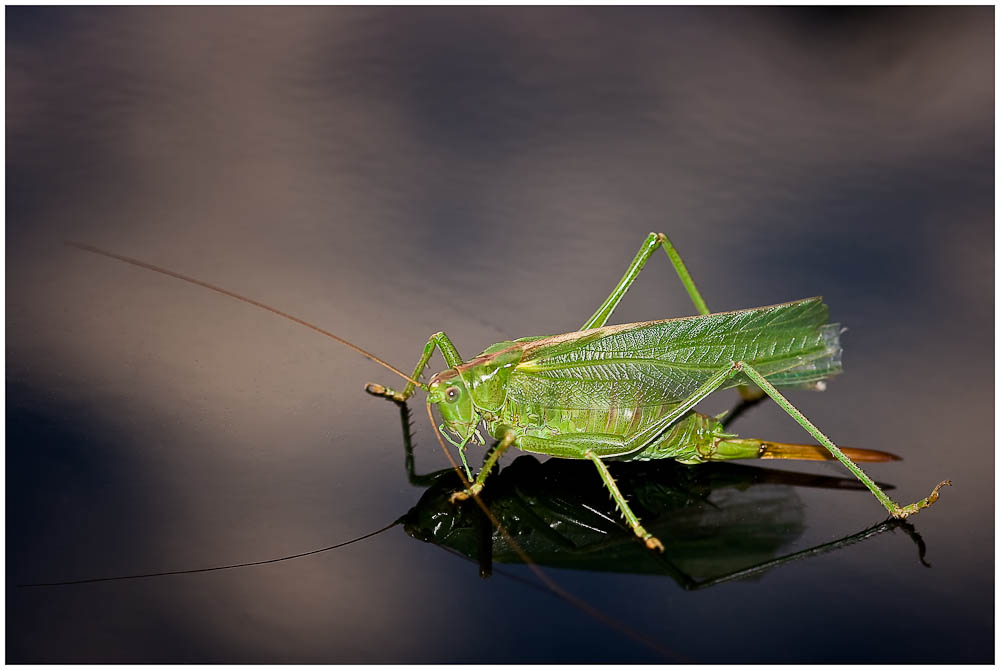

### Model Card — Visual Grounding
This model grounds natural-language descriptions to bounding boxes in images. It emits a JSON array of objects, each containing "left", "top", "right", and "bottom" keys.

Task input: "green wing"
[{"left": 508, "top": 298, "right": 841, "bottom": 411}]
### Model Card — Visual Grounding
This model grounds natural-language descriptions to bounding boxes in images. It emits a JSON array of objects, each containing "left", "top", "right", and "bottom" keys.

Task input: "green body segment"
[{"left": 463, "top": 297, "right": 841, "bottom": 463}]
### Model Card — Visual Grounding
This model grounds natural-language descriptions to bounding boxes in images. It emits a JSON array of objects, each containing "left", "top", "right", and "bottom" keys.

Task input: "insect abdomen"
[
  {"left": 621, "top": 412, "right": 723, "bottom": 463},
  {"left": 501, "top": 397, "right": 678, "bottom": 440}
]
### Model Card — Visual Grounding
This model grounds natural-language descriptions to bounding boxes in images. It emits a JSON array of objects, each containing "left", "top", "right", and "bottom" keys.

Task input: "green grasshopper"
[
  {"left": 70, "top": 233, "right": 949, "bottom": 552},
  {"left": 363, "top": 233, "right": 949, "bottom": 550}
]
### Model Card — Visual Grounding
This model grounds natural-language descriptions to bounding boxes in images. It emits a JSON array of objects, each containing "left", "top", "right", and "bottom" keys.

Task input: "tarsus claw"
[
  {"left": 365, "top": 383, "right": 406, "bottom": 403},
  {"left": 449, "top": 484, "right": 482, "bottom": 503},
  {"left": 893, "top": 479, "right": 952, "bottom": 519},
  {"left": 928, "top": 479, "right": 952, "bottom": 504}
]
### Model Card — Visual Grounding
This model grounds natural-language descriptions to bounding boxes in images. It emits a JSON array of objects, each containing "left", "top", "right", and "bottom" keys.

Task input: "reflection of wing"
[{"left": 508, "top": 298, "right": 841, "bottom": 410}]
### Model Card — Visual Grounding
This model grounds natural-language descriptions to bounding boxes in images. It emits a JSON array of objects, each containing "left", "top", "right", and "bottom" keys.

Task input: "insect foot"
[
  {"left": 633, "top": 523, "right": 664, "bottom": 552},
  {"left": 364, "top": 383, "right": 406, "bottom": 403},
  {"left": 449, "top": 483, "right": 483, "bottom": 504},
  {"left": 892, "top": 480, "right": 952, "bottom": 519}
]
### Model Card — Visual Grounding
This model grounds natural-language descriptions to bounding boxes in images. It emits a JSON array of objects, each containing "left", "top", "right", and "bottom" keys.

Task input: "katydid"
[{"left": 68, "top": 233, "right": 949, "bottom": 553}]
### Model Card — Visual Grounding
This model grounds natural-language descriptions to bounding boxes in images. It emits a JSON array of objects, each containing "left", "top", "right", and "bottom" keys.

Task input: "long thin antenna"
[{"left": 66, "top": 242, "right": 423, "bottom": 388}]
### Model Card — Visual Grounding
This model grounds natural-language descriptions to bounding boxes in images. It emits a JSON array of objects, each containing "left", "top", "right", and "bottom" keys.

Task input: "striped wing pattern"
[{"left": 507, "top": 298, "right": 841, "bottom": 411}]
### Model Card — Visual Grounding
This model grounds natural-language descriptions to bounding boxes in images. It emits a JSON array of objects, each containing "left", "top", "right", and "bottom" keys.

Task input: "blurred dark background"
[{"left": 7, "top": 7, "right": 993, "bottom": 662}]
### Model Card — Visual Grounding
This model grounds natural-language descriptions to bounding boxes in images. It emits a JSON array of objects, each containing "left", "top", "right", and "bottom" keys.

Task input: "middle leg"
[
  {"left": 585, "top": 451, "right": 664, "bottom": 552},
  {"left": 514, "top": 432, "right": 668, "bottom": 552}
]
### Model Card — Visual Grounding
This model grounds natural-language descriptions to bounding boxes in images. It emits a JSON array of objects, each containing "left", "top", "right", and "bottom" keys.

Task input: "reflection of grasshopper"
[
  {"left": 19, "top": 398, "right": 927, "bottom": 590},
  {"left": 395, "top": 403, "right": 929, "bottom": 588},
  {"left": 390, "top": 405, "right": 925, "bottom": 590}
]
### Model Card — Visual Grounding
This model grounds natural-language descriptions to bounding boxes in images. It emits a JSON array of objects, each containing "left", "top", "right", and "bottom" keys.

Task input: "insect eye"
[{"left": 445, "top": 386, "right": 460, "bottom": 402}]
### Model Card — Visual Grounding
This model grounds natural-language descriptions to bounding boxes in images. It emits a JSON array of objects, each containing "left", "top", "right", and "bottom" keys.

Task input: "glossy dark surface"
[{"left": 7, "top": 7, "right": 993, "bottom": 662}]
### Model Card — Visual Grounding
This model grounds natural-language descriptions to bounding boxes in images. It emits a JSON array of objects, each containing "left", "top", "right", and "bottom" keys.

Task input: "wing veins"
[{"left": 518, "top": 357, "right": 724, "bottom": 374}]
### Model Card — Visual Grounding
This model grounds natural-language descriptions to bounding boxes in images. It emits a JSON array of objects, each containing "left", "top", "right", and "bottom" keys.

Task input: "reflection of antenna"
[
  {"left": 677, "top": 519, "right": 930, "bottom": 590},
  {"left": 18, "top": 521, "right": 400, "bottom": 588}
]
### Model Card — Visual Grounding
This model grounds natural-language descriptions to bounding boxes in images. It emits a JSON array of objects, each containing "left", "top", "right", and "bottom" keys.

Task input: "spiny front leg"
[
  {"left": 585, "top": 451, "right": 664, "bottom": 552},
  {"left": 365, "top": 331, "right": 464, "bottom": 403}
]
